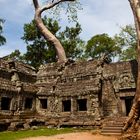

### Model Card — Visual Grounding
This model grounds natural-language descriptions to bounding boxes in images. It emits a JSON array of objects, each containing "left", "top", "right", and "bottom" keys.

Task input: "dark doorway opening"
[
  {"left": 62, "top": 100, "right": 71, "bottom": 112},
  {"left": 77, "top": 99, "right": 87, "bottom": 111},
  {"left": 40, "top": 99, "right": 48, "bottom": 109},
  {"left": 25, "top": 98, "right": 33, "bottom": 109},
  {"left": 0, "top": 123, "right": 10, "bottom": 131},
  {"left": 125, "top": 97, "right": 133, "bottom": 116},
  {"left": 16, "top": 123, "right": 24, "bottom": 130},
  {"left": 30, "top": 120, "right": 45, "bottom": 127},
  {"left": 1, "top": 97, "right": 11, "bottom": 110}
]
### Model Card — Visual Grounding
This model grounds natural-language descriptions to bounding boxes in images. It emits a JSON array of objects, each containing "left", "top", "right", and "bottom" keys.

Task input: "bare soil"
[{"left": 21, "top": 132, "right": 119, "bottom": 140}]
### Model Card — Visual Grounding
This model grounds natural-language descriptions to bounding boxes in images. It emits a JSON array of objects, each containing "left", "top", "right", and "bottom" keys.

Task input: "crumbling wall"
[
  {"left": 0, "top": 58, "right": 137, "bottom": 130},
  {"left": 0, "top": 59, "right": 37, "bottom": 131},
  {"left": 102, "top": 60, "right": 137, "bottom": 117},
  {"left": 36, "top": 60, "right": 103, "bottom": 127}
]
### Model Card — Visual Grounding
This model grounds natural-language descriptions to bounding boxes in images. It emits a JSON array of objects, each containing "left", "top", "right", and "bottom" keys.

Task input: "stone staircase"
[{"left": 101, "top": 117, "right": 127, "bottom": 135}]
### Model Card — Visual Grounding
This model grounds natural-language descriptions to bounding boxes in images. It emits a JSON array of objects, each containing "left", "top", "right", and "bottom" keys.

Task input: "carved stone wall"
[
  {"left": 0, "top": 58, "right": 137, "bottom": 130},
  {"left": 36, "top": 60, "right": 103, "bottom": 127},
  {"left": 102, "top": 60, "right": 137, "bottom": 116},
  {"left": 0, "top": 59, "right": 37, "bottom": 131}
]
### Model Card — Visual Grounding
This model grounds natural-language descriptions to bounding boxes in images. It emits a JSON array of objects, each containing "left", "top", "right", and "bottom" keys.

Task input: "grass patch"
[{"left": 0, "top": 127, "right": 77, "bottom": 140}]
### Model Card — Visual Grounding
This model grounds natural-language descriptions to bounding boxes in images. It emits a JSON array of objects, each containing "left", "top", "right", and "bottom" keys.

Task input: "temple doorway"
[
  {"left": 121, "top": 97, "right": 133, "bottom": 116},
  {"left": 125, "top": 97, "right": 133, "bottom": 116}
]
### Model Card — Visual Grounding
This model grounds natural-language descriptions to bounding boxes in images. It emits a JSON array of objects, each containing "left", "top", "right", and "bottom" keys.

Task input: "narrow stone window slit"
[
  {"left": 62, "top": 100, "right": 71, "bottom": 112},
  {"left": 40, "top": 99, "right": 48, "bottom": 109},
  {"left": 1, "top": 97, "right": 11, "bottom": 110},
  {"left": 77, "top": 99, "right": 87, "bottom": 111},
  {"left": 25, "top": 98, "right": 33, "bottom": 109}
]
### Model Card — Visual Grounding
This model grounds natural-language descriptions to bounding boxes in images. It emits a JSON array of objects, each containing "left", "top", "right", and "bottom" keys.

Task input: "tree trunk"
[
  {"left": 124, "top": 0, "right": 140, "bottom": 131},
  {"left": 34, "top": 12, "right": 67, "bottom": 63},
  {"left": 33, "top": 0, "right": 67, "bottom": 63}
]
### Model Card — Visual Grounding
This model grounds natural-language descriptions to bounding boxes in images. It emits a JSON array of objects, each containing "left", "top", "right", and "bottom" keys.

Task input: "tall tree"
[
  {"left": 0, "top": 19, "right": 6, "bottom": 46},
  {"left": 22, "top": 17, "right": 84, "bottom": 68},
  {"left": 85, "top": 33, "right": 121, "bottom": 61},
  {"left": 114, "top": 25, "right": 137, "bottom": 61},
  {"left": 22, "top": 17, "right": 60, "bottom": 68},
  {"left": 124, "top": 0, "right": 140, "bottom": 134},
  {"left": 32, "top": 0, "right": 79, "bottom": 63}
]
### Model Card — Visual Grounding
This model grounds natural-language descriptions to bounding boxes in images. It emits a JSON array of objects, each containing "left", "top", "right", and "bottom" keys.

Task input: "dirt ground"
[{"left": 21, "top": 132, "right": 119, "bottom": 140}]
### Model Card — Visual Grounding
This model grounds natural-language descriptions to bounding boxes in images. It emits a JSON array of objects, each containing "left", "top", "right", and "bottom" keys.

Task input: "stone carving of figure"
[
  {"left": 119, "top": 74, "right": 131, "bottom": 88},
  {"left": 9, "top": 60, "right": 23, "bottom": 113}
]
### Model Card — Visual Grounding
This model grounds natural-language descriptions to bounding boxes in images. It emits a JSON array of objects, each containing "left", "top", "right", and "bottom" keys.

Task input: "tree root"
[{"left": 123, "top": 101, "right": 140, "bottom": 132}]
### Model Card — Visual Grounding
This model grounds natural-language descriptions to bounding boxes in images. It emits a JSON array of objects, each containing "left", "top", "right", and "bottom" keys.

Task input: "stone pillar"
[
  {"left": 71, "top": 97, "right": 77, "bottom": 114},
  {"left": 0, "top": 97, "right": 1, "bottom": 110},
  {"left": 121, "top": 99, "right": 126, "bottom": 116},
  {"left": 71, "top": 98, "right": 74, "bottom": 113},
  {"left": 32, "top": 97, "right": 36, "bottom": 111},
  {"left": 59, "top": 98, "right": 62, "bottom": 113},
  {"left": 102, "top": 78, "right": 119, "bottom": 116}
]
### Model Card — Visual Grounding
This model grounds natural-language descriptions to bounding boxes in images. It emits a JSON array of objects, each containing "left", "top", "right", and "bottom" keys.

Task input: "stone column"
[
  {"left": 71, "top": 97, "right": 77, "bottom": 114},
  {"left": 121, "top": 99, "right": 126, "bottom": 116},
  {"left": 0, "top": 97, "right": 1, "bottom": 110}
]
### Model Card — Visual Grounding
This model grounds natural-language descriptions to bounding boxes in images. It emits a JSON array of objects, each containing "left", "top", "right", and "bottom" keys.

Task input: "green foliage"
[
  {"left": 0, "top": 19, "right": 6, "bottom": 46},
  {"left": 59, "top": 22, "right": 84, "bottom": 59},
  {"left": 9, "top": 50, "right": 21, "bottom": 59},
  {"left": 2, "top": 50, "right": 25, "bottom": 63},
  {"left": 85, "top": 33, "right": 121, "bottom": 60},
  {"left": 0, "top": 128, "right": 75, "bottom": 140},
  {"left": 22, "top": 17, "right": 59, "bottom": 68},
  {"left": 114, "top": 24, "right": 137, "bottom": 61},
  {"left": 22, "top": 17, "right": 84, "bottom": 69}
]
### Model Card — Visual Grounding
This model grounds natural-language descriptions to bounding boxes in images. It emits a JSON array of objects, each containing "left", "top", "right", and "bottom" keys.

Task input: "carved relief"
[{"left": 113, "top": 72, "right": 136, "bottom": 92}]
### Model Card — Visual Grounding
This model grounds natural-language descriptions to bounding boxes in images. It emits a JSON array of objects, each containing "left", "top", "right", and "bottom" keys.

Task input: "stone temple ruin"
[{"left": 0, "top": 56, "right": 137, "bottom": 131}]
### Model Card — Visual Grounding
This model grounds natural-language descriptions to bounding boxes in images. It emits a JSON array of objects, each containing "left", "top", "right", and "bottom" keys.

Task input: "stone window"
[
  {"left": 62, "top": 100, "right": 71, "bottom": 112},
  {"left": 40, "top": 99, "right": 48, "bottom": 109},
  {"left": 25, "top": 98, "right": 33, "bottom": 109},
  {"left": 77, "top": 99, "right": 87, "bottom": 111},
  {"left": 1, "top": 97, "right": 11, "bottom": 110}
]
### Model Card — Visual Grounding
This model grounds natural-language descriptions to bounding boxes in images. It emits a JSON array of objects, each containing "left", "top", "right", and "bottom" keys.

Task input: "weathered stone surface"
[{"left": 0, "top": 58, "right": 137, "bottom": 130}]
